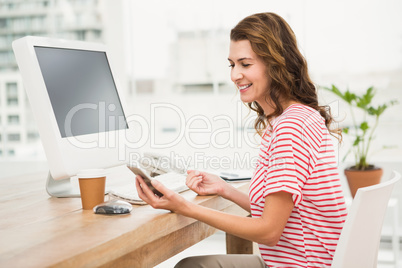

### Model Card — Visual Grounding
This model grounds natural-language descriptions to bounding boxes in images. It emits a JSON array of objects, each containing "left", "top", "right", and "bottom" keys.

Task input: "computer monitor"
[{"left": 12, "top": 36, "right": 132, "bottom": 197}]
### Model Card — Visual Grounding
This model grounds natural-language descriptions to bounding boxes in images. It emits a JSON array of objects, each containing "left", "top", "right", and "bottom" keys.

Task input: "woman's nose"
[{"left": 231, "top": 67, "right": 243, "bottom": 82}]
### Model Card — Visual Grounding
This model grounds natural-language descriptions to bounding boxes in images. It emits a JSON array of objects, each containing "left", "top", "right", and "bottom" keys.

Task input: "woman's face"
[{"left": 228, "top": 40, "right": 270, "bottom": 108}]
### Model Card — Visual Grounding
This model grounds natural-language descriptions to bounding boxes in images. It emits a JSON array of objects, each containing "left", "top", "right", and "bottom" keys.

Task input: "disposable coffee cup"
[{"left": 77, "top": 169, "right": 106, "bottom": 210}]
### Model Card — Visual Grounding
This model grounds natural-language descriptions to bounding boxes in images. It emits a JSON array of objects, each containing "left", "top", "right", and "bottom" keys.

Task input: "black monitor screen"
[{"left": 34, "top": 46, "right": 128, "bottom": 138}]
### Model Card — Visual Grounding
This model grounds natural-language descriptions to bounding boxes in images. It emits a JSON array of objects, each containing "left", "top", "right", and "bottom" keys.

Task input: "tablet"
[{"left": 220, "top": 172, "right": 252, "bottom": 182}]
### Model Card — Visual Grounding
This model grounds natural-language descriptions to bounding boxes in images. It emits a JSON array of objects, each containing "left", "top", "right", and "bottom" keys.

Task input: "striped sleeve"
[{"left": 261, "top": 118, "right": 316, "bottom": 206}]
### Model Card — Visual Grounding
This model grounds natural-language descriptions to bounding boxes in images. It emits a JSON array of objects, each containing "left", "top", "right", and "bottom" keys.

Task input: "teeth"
[{"left": 239, "top": 84, "right": 252, "bottom": 90}]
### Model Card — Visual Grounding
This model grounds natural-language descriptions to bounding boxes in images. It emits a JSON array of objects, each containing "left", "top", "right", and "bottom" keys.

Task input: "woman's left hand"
[{"left": 135, "top": 175, "right": 189, "bottom": 214}]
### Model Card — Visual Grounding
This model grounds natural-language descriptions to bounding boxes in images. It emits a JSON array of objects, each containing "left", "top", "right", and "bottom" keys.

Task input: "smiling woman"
[
  {"left": 135, "top": 12, "right": 348, "bottom": 268},
  {"left": 229, "top": 12, "right": 341, "bottom": 140},
  {"left": 228, "top": 40, "right": 270, "bottom": 107}
]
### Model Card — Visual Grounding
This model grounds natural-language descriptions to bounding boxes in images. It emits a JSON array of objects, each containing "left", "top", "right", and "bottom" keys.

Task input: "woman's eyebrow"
[{"left": 227, "top": 57, "right": 253, "bottom": 62}]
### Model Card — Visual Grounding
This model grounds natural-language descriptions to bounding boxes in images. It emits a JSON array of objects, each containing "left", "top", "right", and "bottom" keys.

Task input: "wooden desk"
[{"left": 0, "top": 167, "right": 251, "bottom": 267}]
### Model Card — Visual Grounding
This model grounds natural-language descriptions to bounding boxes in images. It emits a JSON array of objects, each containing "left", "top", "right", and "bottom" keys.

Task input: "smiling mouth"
[{"left": 238, "top": 83, "right": 252, "bottom": 92}]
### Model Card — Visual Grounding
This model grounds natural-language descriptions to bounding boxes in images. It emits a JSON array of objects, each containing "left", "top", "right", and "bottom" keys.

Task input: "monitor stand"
[{"left": 46, "top": 172, "right": 81, "bottom": 198}]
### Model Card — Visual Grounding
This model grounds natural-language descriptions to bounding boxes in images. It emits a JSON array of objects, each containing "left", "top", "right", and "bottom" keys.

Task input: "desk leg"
[{"left": 225, "top": 233, "right": 253, "bottom": 254}]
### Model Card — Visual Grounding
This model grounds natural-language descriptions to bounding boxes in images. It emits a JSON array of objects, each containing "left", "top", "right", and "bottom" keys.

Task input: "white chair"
[{"left": 332, "top": 171, "right": 401, "bottom": 268}]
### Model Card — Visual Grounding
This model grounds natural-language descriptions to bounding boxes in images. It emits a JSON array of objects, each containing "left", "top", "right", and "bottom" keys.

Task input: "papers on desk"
[
  {"left": 107, "top": 190, "right": 146, "bottom": 205},
  {"left": 108, "top": 172, "right": 189, "bottom": 205}
]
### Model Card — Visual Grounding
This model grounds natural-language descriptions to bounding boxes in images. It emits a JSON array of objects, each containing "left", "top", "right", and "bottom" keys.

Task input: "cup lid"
[{"left": 77, "top": 169, "right": 107, "bottom": 179}]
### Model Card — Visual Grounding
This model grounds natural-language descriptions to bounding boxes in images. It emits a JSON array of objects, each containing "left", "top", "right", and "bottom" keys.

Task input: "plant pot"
[{"left": 344, "top": 166, "right": 383, "bottom": 198}]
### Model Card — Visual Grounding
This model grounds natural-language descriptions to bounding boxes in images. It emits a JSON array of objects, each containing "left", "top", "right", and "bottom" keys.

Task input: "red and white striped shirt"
[{"left": 249, "top": 104, "right": 347, "bottom": 268}]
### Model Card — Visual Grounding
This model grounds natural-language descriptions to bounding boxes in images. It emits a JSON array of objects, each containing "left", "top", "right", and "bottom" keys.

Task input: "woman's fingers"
[
  {"left": 186, "top": 170, "right": 202, "bottom": 183},
  {"left": 135, "top": 175, "right": 150, "bottom": 202},
  {"left": 136, "top": 175, "right": 161, "bottom": 201},
  {"left": 186, "top": 175, "right": 203, "bottom": 189},
  {"left": 150, "top": 179, "right": 170, "bottom": 196},
  {"left": 187, "top": 177, "right": 203, "bottom": 190}
]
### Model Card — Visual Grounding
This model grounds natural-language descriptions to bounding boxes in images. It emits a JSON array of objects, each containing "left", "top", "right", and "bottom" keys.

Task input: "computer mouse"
[{"left": 93, "top": 199, "right": 133, "bottom": 215}]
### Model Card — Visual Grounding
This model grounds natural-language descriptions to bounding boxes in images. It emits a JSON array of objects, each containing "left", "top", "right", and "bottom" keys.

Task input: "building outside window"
[
  {"left": 7, "top": 115, "right": 19, "bottom": 125},
  {"left": 0, "top": 0, "right": 109, "bottom": 160},
  {"left": 27, "top": 132, "right": 39, "bottom": 142},
  {"left": 7, "top": 133, "right": 20, "bottom": 142},
  {"left": 6, "top": 82, "right": 18, "bottom": 106}
]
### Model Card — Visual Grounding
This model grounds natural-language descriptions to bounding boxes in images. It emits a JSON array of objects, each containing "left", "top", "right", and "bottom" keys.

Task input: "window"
[
  {"left": 182, "top": 83, "right": 213, "bottom": 93},
  {"left": 7, "top": 133, "right": 20, "bottom": 142},
  {"left": 7, "top": 98, "right": 18, "bottom": 106},
  {"left": 6, "top": 83, "right": 18, "bottom": 106},
  {"left": 8, "top": 115, "right": 19, "bottom": 125},
  {"left": 0, "top": 18, "right": 7, "bottom": 28},
  {"left": 76, "top": 30, "right": 86, "bottom": 40},
  {"left": 27, "top": 132, "right": 39, "bottom": 141},
  {"left": 6, "top": 82, "right": 18, "bottom": 96}
]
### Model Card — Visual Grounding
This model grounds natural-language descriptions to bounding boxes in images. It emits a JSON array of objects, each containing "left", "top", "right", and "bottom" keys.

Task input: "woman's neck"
[{"left": 258, "top": 99, "right": 299, "bottom": 116}]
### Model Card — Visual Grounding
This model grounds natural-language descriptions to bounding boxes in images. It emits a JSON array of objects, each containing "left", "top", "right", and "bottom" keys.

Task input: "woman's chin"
[{"left": 239, "top": 94, "right": 253, "bottom": 103}]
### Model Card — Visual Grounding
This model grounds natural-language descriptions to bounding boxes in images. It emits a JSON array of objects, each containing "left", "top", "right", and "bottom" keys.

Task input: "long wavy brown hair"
[{"left": 230, "top": 12, "right": 341, "bottom": 140}]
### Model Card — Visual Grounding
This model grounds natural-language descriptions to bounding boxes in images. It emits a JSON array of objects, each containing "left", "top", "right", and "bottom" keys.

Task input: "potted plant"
[{"left": 323, "top": 85, "right": 398, "bottom": 197}]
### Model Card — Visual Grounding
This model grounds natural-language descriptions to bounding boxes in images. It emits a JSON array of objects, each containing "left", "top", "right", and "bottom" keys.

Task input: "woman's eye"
[{"left": 228, "top": 63, "right": 250, "bottom": 68}]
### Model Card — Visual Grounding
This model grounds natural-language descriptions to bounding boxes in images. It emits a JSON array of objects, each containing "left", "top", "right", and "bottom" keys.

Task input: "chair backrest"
[{"left": 332, "top": 171, "right": 401, "bottom": 268}]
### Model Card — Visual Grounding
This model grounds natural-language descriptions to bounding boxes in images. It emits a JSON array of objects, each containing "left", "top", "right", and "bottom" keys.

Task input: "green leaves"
[
  {"left": 356, "top": 86, "right": 374, "bottom": 109},
  {"left": 360, "top": 121, "right": 369, "bottom": 131},
  {"left": 353, "top": 136, "right": 362, "bottom": 146},
  {"left": 367, "top": 100, "right": 399, "bottom": 117},
  {"left": 324, "top": 85, "right": 356, "bottom": 104},
  {"left": 322, "top": 84, "right": 398, "bottom": 170},
  {"left": 324, "top": 85, "right": 398, "bottom": 117}
]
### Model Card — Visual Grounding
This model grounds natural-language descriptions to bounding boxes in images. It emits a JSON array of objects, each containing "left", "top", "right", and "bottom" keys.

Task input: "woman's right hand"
[{"left": 186, "top": 170, "right": 227, "bottom": 196}]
